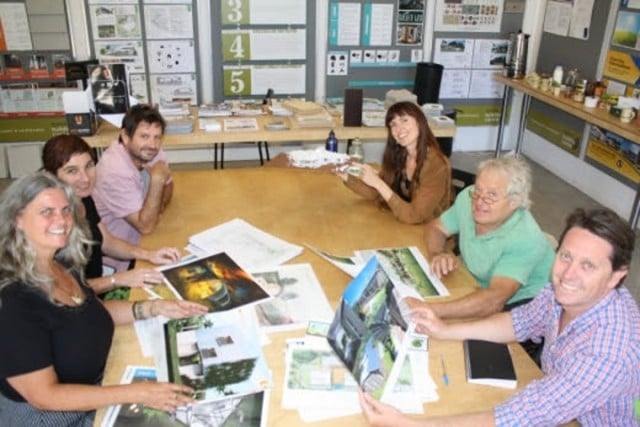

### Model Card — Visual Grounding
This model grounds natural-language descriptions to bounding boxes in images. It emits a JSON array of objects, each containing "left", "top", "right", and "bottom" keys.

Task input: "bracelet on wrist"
[
  {"left": 132, "top": 301, "right": 145, "bottom": 320},
  {"left": 110, "top": 276, "right": 117, "bottom": 291}
]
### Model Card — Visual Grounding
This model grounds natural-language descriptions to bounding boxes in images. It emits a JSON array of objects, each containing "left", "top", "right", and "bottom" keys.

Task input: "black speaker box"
[
  {"left": 413, "top": 62, "right": 444, "bottom": 105},
  {"left": 343, "top": 88, "right": 363, "bottom": 127}
]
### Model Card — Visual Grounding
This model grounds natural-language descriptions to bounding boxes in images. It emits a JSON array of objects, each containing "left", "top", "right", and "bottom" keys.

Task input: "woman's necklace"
[
  {"left": 53, "top": 265, "right": 84, "bottom": 305},
  {"left": 56, "top": 282, "right": 84, "bottom": 305}
]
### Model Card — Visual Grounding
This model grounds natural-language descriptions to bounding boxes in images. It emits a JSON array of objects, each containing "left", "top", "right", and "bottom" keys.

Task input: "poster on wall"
[
  {"left": 146, "top": 39, "right": 196, "bottom": 74},
  {"left": 440, "top": 69, "right": 471, "bottom": 98},
  {"left": 363, "top": 3, "right": 393, "bottom": 46},
  {"left": 149, "top": 73, "right": 196, "bottom": 105},
  {"left": 94, "top": 40, "right": 145, "bottom": 73},
  {"left": 468, "top": 70, "right": 504, "bottom": 98},
  {"left": 328, "top": 2, "right": 361, "bottom": 46},
  {"left": 397, "top": 0, "right": 425, "bottom": 45},
  {"left": 434, "top": 39, "right": 474, "bottom": 69},
  {"left": 603, "top": 50, "right": 640, "bottom": 86},
  {"left": 543, "top": 0, "right": 594, "bottom": 39},
  {"left": 144, "top": 4, "right": 194, "bottom": 39},
  {"left": 0, "top": 2, "right": 32, "bottom": 50},
  {"left": 585, "top": 125, "right": 640, "bottom": 187},
  {"left": 434, "top": 0, "right": 503, "bottom": 33},
  {"left": 472, "top": 39, "right": 508, "bottom": 68},
  {"left": 89, "top": 4, "right": 142, "bottom": 40},
  {"left": 613, "top": 11, "right": 640, "bottom": 50}
]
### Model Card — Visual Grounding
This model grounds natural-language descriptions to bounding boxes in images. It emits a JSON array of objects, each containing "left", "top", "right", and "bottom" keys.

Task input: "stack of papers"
[
  {"left": 164, "top": 115, "right": 194, "bottom": 134},
  {"left": 158, "top": 101, "right": 189, "bottom": 117},
  {"left": 362, "top": 111, "right": 386, "bottom": 127},
  {"left": 230, "top": 101, "right": 265, "bottom": 116},
  {"left": 281, "top": 99, "right": 325, "bottom": 115},
  {"left": 223, "top": 117, "right": 259, "bottom": 132},
  {"left": 187, "top": 218, "right": 303, "bottom": 271},
  {"left": 291, "top": 110, "right": 334, "bottom": 128},
  {"left": 268, "top": 100, "right": 294, "bottom": 116},
  {"left": 198, "top": 103, "right": 232, "bottom": 117},
  {"left": 286, "top": 147, "right": 350, "bottom": 168},
  {"left": 198, "top": 117, "right": 222, "bottom": 132}
]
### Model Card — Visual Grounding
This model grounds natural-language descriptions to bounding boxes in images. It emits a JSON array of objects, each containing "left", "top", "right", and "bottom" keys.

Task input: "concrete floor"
[{"left": 451, "top": 151, "right": 640, "bottom": 304}]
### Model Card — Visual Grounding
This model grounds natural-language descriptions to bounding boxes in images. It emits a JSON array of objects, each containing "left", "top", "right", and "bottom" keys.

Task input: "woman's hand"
[
  {"left": 358, "top": 163, "right": 382, "bottom": 188},
  {"left": 146, "top": 247, "right": 181, "bottom": 265},
  {"left": 334, "top": 163, "right": 350, "bottom": 182},
  {"left": 128, "top": 381, "right": 196, "bottom": 413},
  {"left": 151, "top": 299, "right": 208, "bottom": 319},
  {"left": 115, "top": 268, "right": 165, "bottom": 288}
]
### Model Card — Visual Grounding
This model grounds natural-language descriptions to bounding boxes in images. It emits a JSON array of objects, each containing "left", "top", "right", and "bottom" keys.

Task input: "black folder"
[{"left": 464, "top": 339, "right": 517, "bottom": 389}]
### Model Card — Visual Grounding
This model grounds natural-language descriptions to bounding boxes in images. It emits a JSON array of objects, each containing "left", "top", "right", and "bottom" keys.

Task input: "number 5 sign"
[{"left": 223, "top": 67, "right": 251, "bottom": 96}]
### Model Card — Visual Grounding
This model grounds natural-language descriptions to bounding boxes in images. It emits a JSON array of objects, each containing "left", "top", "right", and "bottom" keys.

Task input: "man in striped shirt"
[{"left": 360, "top": 208, "right": 640, "bottom": 426}]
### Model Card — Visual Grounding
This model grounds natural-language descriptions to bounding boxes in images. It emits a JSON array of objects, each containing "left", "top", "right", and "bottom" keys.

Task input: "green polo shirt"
[{"left": 441, "top": 186, "right": 555, "bottom": 304}]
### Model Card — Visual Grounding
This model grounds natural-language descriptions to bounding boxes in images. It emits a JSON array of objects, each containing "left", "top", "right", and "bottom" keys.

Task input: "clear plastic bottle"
[{"left": 325, "top": 130, "right": 338, "bottom": 153}]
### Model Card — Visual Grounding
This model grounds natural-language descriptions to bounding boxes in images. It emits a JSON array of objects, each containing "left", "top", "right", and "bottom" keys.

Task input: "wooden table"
[
  {"left": 84, "top": 113, "right": 456, "bottom": 169},
  {"left": 95, "top": 167, "right": 544, "bottom": 426},
  {"left": 494, "top": 74, "right": 640, "bottom": 229}
]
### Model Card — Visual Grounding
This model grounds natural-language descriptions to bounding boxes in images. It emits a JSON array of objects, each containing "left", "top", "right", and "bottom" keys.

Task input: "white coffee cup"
[
  {"left": 620, "top": 107, "right": 636, "bottom": 124},
  {"left": 584, "top": 96, "right": 598, "bottom": 108}
]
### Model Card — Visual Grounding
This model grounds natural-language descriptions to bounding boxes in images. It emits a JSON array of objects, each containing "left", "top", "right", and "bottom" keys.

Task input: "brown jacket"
[{"left": 344, "top": 153, "right": 451, "bottom": 224}]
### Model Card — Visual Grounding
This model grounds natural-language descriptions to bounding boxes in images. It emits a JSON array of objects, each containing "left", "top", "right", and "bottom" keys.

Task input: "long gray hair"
[{"left": 0, "top": 171, "right": 92, "bottom": 300}]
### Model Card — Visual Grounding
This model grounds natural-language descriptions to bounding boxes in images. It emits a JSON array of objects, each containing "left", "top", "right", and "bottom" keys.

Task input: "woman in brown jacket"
[{"left": 339, "top": 101, "right": 451, "bottom": 224}]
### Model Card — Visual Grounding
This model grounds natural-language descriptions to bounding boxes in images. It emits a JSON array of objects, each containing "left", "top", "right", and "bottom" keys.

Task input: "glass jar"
[
  {"left": 573, "top": 79, "right": 587, "bottom": 103},
  {"left": 348, "top": 138, "right": 364, "bottom": 163}
]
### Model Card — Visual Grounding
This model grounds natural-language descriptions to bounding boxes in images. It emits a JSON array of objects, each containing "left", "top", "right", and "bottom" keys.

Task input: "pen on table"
[{"left": 440, "top": 353, "right": 449, "bottom": 386}]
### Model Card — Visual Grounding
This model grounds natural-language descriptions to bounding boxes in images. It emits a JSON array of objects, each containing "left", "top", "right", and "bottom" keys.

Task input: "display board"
[
  {"left": 211, "top": 0, "right": 315, "bottom": 101},
  {"left": 324, "top": 0, "right": 524, "bottom": 126},
  {"left": 325, "top": 0, "right": 428, "bottom": 101},
  {"left": 85, "top": 0, "right": 200, "bottom": 106}
]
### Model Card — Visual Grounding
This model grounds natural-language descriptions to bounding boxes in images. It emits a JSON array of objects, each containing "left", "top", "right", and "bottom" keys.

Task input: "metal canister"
[{"left": 504, "top": 30, "right": 529, "bottom": 79}]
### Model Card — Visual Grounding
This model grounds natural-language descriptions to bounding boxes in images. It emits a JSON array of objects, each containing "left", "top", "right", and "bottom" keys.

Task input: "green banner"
[
  {"left": 453, "top": 105, "right": 510, "bottom": 127},
  {"left": 0, "top": 117, "right": 68, "bottom": 143},
  {"left": 525, "top": 109, "right": 582, "bottom": 156}
]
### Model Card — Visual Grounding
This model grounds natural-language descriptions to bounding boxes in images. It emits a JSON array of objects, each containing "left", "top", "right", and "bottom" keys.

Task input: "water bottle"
[{"left": 325, "top": 130, "right": 338, "bottom": 153}]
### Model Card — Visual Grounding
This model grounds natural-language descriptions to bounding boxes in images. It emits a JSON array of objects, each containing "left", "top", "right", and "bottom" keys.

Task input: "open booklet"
[
  {"left": 282, "top": 333, "right": 437, "bottom": 422},
  {"left": 101, "top": 365, "right": 269, "bottom": 427},
  {"left": 309, "top": 245, "right": 449, "bottom": 298},
  {"left": 164, "top": 309, "right": 272, "bottom": 405},
  {"left": 326, "top": 256, "right": 433, "bottom": 407}
]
